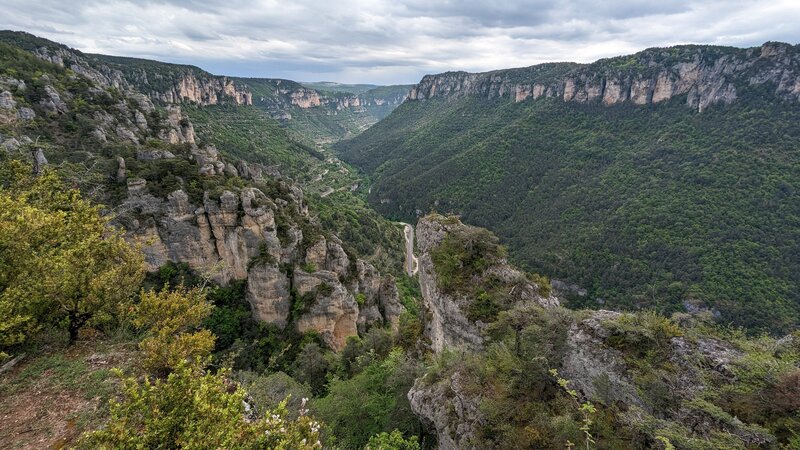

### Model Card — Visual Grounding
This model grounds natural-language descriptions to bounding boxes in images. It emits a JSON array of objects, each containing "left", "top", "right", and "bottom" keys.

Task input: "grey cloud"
[{"left": 1, "top": 0, "right": 799, "bottom": 84}]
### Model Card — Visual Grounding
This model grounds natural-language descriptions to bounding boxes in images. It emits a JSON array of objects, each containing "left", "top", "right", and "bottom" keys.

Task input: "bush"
[
  {"left": 237, "top": 371, "right": 313, "bottom": 420},
  {"left": 79, "top": 362, "right": 323, "bottom": 449},
  {"left": 293, "top": 343, "right": 332, "bottom": 396},
  {"left": 315, "top": 349, "right": 422, "bottom": 449},
  {"left": 366, "top": 430, "right": 420, "bottom": 450},
  {"left": 467, "top": 291, "right": 502, "bottom": 322},
  {"left": 133, "top": 286, "right": 215, "bottom": 377},
  {"left": 430, "top": 224, "right": 505, "bottom": 294},
  {"left": 0, "top": 161, "right": 144, "bottom": 352}
]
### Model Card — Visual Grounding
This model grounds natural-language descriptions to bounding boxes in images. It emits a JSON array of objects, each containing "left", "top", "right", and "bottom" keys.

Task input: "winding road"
[{"left": 400, "top": 222, "right": 419, "bottom": 277}]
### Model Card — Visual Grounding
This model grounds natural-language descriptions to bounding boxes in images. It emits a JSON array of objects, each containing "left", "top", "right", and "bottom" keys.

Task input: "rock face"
[
  {"left": 559, "top": 310, "right": 645, "bottom": 409},
  {"left": 120, "top": 178, "right": 402, "bottom": 351},
  {"left": 267, "top": 81, "right": 408, "bottom": 111},
  {"left": 408, "top": 42, "right": 800, "bottom": 110},
  {"left": 408, "top": 373, "right": 484, "bottom": 450},
  {"left": 153, "top": 73, "right": 252, "bottom": 106},
  {"left": 415, "top": 215, "right": 559, "bottom": 353},
  {"left": 246, "top": 265, "right": 291, "bottom": 328},
  {"left": 2, "top": 30, "right": 402, "bottom": 355},
  {"left": 408, "top": 216, "right": 780, "bottom": 448},
  {"left": 294, "top": 269, "right": 359, "bottom": 350},
  {"left": 409, "top": 215, "right": 560, "bottom": 447},
  {"left": 27, "top": 33, "right": 251, "bottom": 106}
]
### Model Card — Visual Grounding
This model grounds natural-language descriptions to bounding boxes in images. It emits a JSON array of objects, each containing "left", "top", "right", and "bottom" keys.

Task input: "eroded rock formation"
[{"left": 408, "top": 42, "right": 800, "bottom": 111}]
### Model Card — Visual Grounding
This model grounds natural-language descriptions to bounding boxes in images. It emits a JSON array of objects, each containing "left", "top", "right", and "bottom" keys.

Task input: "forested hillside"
[
  {"left": 337, "top": 42, "right": 800, "bottom": 332},
  {"left": 0, "top": 31, "right": 420, "bottom": 448}
]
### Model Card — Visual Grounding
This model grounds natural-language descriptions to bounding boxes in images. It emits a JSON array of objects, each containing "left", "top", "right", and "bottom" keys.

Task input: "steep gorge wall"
[
  {"left": 120, "top": 156, "right": 403, "bottom": 351},
  {"left": 415, "top": 216, "right": 559, "bottom": 352},
  {"left": 27, "top": 38, "right": 252, "bottom": 106},
  {"left": 408, "top": 42, "right": 800, "bottom": 111}
]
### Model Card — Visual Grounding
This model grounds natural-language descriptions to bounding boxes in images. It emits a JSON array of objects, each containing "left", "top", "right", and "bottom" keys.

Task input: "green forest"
[{"left": 337, "top": 94, "right": 800, "bottom": 333}]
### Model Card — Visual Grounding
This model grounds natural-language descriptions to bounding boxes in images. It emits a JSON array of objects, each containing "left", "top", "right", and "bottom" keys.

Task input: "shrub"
[
  {"left": 430, "top": 224, "right": 505, "bottom": 294},
  {"left": 79, "top": 362, "right": 323, "bottom": 449},
  {"left": 133, "top": 286, "right": 215, "bottom": 377},
  {"left": 293, "top": 343, "right": 332, "bottom": 396},
  {"left": 366, "top": 430, "right": 420, "bottom": 450},
  {"left": 529, "top": 272, "right": 552, "bottom": 297},
  {"left": 467, "top": 291, "right": 502, "bottom": 322},
  {"left": 0, "top": 161, "right": 144, "bottom": 352}
]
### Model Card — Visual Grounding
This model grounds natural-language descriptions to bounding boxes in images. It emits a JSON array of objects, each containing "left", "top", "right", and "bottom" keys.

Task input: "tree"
[
  {"left": 366, "top": 430, "right": 420, "bottom": 450},
  {"left": 0, "top": 160, "right": 144, "bottom": 351},
  {"left": 316, "top": 349, "right": 422, "bottom": 449},
  {"left": 292, "top": 343, "right": 331, "bottom": 396},
  {"left": 133, "top": 286, "right": 215, "bottom": 377}
]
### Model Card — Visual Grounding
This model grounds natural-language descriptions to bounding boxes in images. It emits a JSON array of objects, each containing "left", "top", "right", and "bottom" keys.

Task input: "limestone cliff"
[
  {"left": 415, "top": 214, "right": 559, "bottom": 353},
  {"left": 119, "top": 166, "right": 403, "bottom": 351},
  {"left": 5, "top": 31, "right": 252, "bottom": 106},
  {"left": 408, "top": 42, "right": 800, "bottom": 111},
  {"left": 0, "top": 33, "right": 400, "bottom": 352},
  {"left": 255, "top": 79, "right": 408, "bottom": 112}
]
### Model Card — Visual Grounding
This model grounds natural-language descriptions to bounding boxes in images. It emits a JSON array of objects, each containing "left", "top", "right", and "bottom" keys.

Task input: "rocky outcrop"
[
  {"left": 408, "top": 216, "right": 781, "bottom": 447},
  {"left": 559, "top": 310, "right": 645, "bottom": 408},
  {"left": 246, "top": 265, "right": 291, "bottom": 328},
  {"left": 269, "top": 82, "right": 408, "bottom": 111},
  {"left": 294, "top": 269, "right": 359, "bottom": 350},
  {"left": 350, "top": 260, "right": 404, "bottom": 333},
  {"left": 416, "top": 215, "right": 559, "bottom": 353},
  {"left": 25, "top": 33, "right": 252, "bottom": 106},
  {"left": 408, "top": 372, "right": 484, "bottom": 450},
  {"left": 119, "top": 175, "right": 401, "bottom": 351},
  {"left": 152, "top": 73, "right": 252, "bottom": 106},
  {"left": 2, "top": 31, "right": 401, "bottom": 355},
  {"left": 161, "top": 106, "right": 196, "bottom": 144},
  {"left": 408, "top": 42, "right": 800, "bottom": 111}
]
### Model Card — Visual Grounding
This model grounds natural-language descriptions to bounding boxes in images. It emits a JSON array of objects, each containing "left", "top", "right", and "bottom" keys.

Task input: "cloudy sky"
[{"left": 3, "top": 0, "right": 800, "bottom": 84}]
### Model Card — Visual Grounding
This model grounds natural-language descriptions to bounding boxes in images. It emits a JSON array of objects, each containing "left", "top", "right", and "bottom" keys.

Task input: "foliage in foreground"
[
  {"left": 133, "top": 286, "right": 216, "bottom": 377},
  {"left": 0, "top": 161, "right": 144, "bottom": 356},
  {"left": 79, "top": 361, "right": 323, "bottom": 450}
]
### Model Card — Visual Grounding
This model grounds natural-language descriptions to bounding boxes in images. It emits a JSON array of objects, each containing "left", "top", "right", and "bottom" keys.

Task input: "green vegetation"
[
  {"left": 7, "top": 29, "right": 799, "bottom": 450},
  {"left": 315, "top": 349, "right": 423, "bottom": 449},
  {"left": 185, "top": 104, "right": 322, "bottom": 180},
  {"left": 185, "top": 99, "right": 404, "bottom": 274},
  {"left": 338, "top": 91, "right": 800, "bottom": 332},
  {"left": 310, "top": 191, "right": 405, "bottom": 275},
  {"left": 0, "top": 161, "right": 144, "bottom": 353},
  {"left": 79, "top": 361, "right": 323, "bottom": 449},
  {"left": 366, "top": 430, "right": 421, "bottom": 450},
  {"left": 429, "top": 222, "right": 506, "bottom": 294},
  {"left": 239, "top": 77, "right": 409, "bottom": 143},
  {"left": 133, "top": 286, "right": 216, "bottom": 377},
  {"left": 427, "top": 298, "right": 800, "bottom": 449}
]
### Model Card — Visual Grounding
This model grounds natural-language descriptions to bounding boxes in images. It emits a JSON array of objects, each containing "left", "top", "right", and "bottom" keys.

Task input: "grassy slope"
[{"left": 337, "top": 94, "right": 800, "bottom": 332}]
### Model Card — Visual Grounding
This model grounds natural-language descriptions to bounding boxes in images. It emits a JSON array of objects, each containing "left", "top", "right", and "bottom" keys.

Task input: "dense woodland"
[{"left": 338, "top": 92, "right": 800, "bottom": 333}]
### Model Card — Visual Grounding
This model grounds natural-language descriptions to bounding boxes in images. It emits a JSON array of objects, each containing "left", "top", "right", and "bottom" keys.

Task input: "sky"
[{"left": 2, "top": 0, "right": 800, "bottom": 85}]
